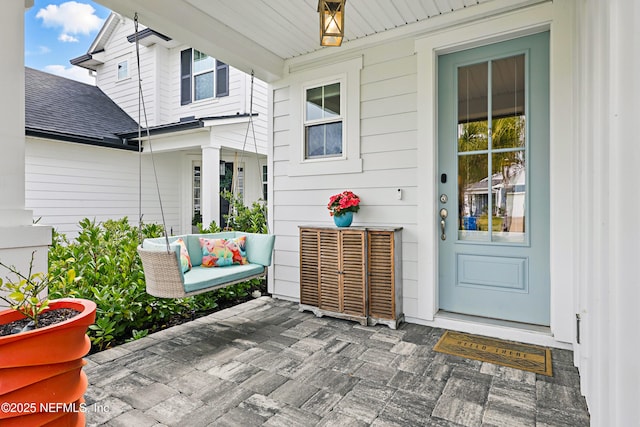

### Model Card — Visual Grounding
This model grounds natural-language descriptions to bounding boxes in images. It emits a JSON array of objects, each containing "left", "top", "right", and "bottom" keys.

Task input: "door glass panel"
[
  {"left": 458, "top": 153, "right": 488, "bottom": 241},
  {"left": 457, "top": 53, "right": 527, "bottom": 244},
  {"left": 491, "top": 54, "right": 526, "bottom": 243},
  {"left": 458, "top": 62, "right": 488, "bottom": 152},
  {"left": 492, "top": 55, "right": 525, "bottom": 131},
  {"left": 492, "top": 152, "right": 526, "bottom": 242}
]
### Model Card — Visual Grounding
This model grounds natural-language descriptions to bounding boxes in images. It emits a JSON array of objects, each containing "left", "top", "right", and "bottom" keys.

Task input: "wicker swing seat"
[{"left": 138, "top": 232, "right": 275, "bottom": 298}]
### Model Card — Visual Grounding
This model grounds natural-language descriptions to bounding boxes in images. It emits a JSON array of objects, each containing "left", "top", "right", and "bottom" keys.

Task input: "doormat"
[{"left": 433, "top": 330, "right": 553, "bottom": 376}]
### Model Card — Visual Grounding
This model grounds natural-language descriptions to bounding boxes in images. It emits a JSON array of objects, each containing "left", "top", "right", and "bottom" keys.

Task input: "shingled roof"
[{"left": 25, "top": 67, "right": 139, "bottom": 150}]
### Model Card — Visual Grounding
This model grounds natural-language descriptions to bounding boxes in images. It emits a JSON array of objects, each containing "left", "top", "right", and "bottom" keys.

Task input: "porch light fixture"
[
  {"left": 318, "top": 0, "right": 346, "bottom": 47},
  {"left": 220, "top": 161, "right": 226, "bottom": 176}
]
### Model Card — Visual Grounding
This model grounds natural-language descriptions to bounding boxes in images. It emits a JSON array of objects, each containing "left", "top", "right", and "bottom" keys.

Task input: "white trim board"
[{"left": 407, "top": 312, "right": 572, "bottom": 350}]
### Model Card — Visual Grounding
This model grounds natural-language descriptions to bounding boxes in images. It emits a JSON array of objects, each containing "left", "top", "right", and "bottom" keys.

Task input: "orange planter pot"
[{"left": 0, "top": 298, "right": 96, "bottom": 426}]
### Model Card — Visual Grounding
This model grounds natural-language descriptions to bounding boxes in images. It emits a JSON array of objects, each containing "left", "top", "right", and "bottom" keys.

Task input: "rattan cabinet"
[
  {"left": 366, "top": 229, "right": 403, "bottom": 329},
  {"left": 299, "top": 226, "right": 403, "bottom": 328}
]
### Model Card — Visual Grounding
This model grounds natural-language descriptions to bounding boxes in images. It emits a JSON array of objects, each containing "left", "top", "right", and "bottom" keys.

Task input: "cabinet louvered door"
[
  {"left": 340, "top": 230, "right": 366, "bottom": 316},
  {"left": 318, "top": 230, "right": 341, "bottom": 312},
  {"left": 368, "top": 231, "right": 395, "bottom": 320},
  {"left": 299, "top": 229, "right": 320, "bottom": 306}
]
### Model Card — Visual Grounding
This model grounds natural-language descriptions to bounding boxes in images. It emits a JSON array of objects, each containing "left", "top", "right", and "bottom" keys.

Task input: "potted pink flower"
[{"left": 328, "top": 190, "right": 360, "bottom": 227}]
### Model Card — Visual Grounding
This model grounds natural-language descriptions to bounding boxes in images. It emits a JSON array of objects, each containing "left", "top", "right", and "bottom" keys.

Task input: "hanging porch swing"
[{"left": 131, "top": 14, "right": 274, "bottom": 298}]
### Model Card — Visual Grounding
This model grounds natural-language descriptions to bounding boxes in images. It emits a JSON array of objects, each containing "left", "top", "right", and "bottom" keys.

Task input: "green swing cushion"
[{"left": 183, "top": 264, "right": 265, "bottom": 293}]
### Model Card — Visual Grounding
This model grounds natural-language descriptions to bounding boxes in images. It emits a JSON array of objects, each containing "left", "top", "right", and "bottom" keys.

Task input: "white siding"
[
  {"left": 95, "top": 18, "right": 156, "bottom": 125},
  {"left": 94, "top": 17, "right": 269, "bottom": 148},
  {"left": 243, "top": 74, "right": 269, "bottom": 153},
  {"left": 25, "top": 138, "right": 183, "bottom": 239},
  {"left": 271, "top": 38, "right": 419, "bottom": 316}
]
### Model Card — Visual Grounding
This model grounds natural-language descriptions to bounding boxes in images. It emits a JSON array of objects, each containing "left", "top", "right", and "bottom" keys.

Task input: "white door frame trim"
[{"left": 414, "top": 1, "right": 575, "bottom": 347}]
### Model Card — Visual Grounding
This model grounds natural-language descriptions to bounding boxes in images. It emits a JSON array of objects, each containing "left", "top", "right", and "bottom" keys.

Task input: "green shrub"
[
  {"left": 47, "top": 207, "right": 267, "bottom": 351},
  {"left": 195, "top": 191, "right": 268, "bottom": 234},
  {"left": 221, "top": 190, "right": 268, "bottom": 234}
]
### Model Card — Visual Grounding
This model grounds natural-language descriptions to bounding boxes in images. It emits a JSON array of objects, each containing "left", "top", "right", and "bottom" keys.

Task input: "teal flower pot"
[{"left": 333, "top": 211, "right": 353, "bottom": 227}]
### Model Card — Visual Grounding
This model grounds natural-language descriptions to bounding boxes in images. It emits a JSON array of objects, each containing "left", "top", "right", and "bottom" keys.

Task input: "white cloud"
[
  {"left": 44, "top": 65, "right": 96, "bottom": 85},
  {"left": 36, "top": 1, "right": 104, "bottom": 42},
  {"left": 58, "top": 34, "right": 79, "bottom": 43},
  {"left": 26, "top": 45, "right": 52, "bottom": 56}
]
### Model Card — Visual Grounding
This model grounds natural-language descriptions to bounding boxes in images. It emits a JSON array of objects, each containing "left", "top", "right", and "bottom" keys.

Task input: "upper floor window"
[
  {"left": 304, "top": 82, "right": 342, "bottom": 158},
  {"left": 180, "top": 48, "right": 229, "bottom": 105},
  {"left": 117, "top": 60, "right": 129, "bottom": 81}
]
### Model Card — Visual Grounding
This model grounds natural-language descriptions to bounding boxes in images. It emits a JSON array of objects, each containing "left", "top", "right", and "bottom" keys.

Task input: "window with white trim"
[
  {"left": 304, "top": 82, "right": 342, "bottom": 158},
  {"left": 180, "top": 48, "right": 229, "bottom": 105},
  {"left": 234, "top": 166, "right": 245, "bottom": 203},
  {"left": 192, "top": 163, "right": 201, "bottom": 224},
  {"left": 262, "top": 165, "right": 268, "bottom": 201},
  {"left": 117, "top": 60, "right": 129, "bottom": 81},
  {"left": 287, "top": 56, "right": 362, "bottom": 176}
]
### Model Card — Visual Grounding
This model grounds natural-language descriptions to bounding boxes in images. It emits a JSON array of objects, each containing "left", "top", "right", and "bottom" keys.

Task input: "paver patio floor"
[{"left": 84, "top": 297, "right": 590, "bottom": 426}]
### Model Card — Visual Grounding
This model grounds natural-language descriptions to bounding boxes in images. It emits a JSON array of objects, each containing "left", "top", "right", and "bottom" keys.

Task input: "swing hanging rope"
[
  {"left": 230, "top": 71, "right": 270, "bottom": 233},
  {"left": 134, "top": 13, "right": 170, "bottom": 250}
]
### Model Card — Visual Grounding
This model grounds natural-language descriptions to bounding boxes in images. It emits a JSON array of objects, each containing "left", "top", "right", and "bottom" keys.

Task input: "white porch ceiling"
[
  {"left": 96, "top": 0, "right": 544, "bottom": 82},
  {"left": 184, "top": 0, "right": 492, "bottom": 60}
]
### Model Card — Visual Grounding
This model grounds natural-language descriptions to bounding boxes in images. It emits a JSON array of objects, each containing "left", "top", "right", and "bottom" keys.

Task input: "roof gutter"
[
  {"left": 118, "top": 119, "right": 205, "bottom": 140},
  {"left": 117, "top": 113, "right": 256, "bottom": 140},
  {"left": 26, "top": 128, "right": 139, "bottom": 152}
]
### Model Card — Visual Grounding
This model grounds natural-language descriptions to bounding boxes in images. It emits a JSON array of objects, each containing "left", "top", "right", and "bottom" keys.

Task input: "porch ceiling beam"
[{"left": 95, "top": 0, "right": 285, "bottom": 82}]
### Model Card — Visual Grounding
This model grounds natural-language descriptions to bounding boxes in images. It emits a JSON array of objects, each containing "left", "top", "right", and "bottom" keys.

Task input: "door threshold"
[{"left": 432, "top": 311, "right": 571, "bottom": 349}]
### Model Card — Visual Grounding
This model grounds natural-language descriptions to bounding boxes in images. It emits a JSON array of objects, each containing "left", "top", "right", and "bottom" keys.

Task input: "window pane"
[
  {"left": 458, "top": 153, "right": 489, "bottom": 241},
  {"left": 306, "top": 87, "right": 324, "bottom": 121},
  {"left": 306, "top": 125, "right": 325, "bottom": 157},
  {"left": 492, "top": 55, "right": 525, "bottom": 120},
  {"left": 117, "top": 61, "right": 128, "bottom": 80},
  {"left": 458, "top": 120, "right": 488, "bottom": 153},
  {"left": 325, "top": 122, "right": 343, "bottom": 155},
  {"left": 492, "top": 151, "right": 526, "bottom": 243},
  {"left": 305, "top": 122, "right": 342, "bottom": 158},
  {"left": 458, "top": 62, "right": 488, "bottom": 152},
  {"left": 306, "top": 83, "right": 341, "bottom": 121},
  {"left": 323, "top": 83, "right": 340, "bottom": 117},
  {"left": 193, "top": 165, "right": 201, "bottom": 215},
  {"left": 194, "top": 71, "right": 214, "bottom": 100},
  {"left": 193, "top": 50, "right": 214, "bottom": 73}
]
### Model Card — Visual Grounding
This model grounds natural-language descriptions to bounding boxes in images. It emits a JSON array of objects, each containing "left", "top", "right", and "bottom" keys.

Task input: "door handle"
[{"left": 440, "top": 208, "right": 448, "bottom": 240}]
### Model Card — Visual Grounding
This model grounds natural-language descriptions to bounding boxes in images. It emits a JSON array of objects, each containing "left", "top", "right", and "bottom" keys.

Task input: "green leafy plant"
[
  {"left": 221, "top": 190, "right": 268, "bottom": 233},
  {"left": 197, "top": 220, "right": 222, "bottom": 234},
  {"left": 0, "top": 251, "right": 76, "bottom": 330}
]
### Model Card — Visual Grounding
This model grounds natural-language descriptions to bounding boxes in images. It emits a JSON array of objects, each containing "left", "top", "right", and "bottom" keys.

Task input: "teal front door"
[{"left": 437, "top": 32, "right": 550, "bottom": 325}]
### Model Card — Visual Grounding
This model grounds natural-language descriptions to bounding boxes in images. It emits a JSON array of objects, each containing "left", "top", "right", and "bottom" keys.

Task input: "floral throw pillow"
[
  {"left": 174, "top": 238, "right": 191, "bottom": 273},
  {"left": 200, "top": 237, "right": 248, "bottom": 267},
  {"left": 229, "top": 236, "right": 248, "bottom": 265}
]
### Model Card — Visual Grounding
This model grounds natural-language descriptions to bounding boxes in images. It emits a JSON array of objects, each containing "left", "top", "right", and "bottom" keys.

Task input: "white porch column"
[
  {"left": 606, "top": 0, "right": 639, "bottom": 424},
  {"left": 201, "top": 146, "right": 221, "bottom": 228},
  {"left": 0, "top": 0, "right": 51, "bottom": 296},
  {"left": 576, "top": 0, "right": 640, "bottom": 425}
]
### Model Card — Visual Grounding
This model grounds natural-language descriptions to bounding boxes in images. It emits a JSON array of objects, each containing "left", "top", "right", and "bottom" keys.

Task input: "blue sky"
[{"left": 25, "top": 0, "right": 111, "bottom": 84}]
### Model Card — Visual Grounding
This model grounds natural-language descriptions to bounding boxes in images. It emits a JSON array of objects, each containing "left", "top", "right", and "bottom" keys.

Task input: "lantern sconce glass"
[
  {"left": 219, "top": 161, "right": 226, "bottom": 176},
  {"left": 318, "top": 0, "right": 346, "bottom": 47}
]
